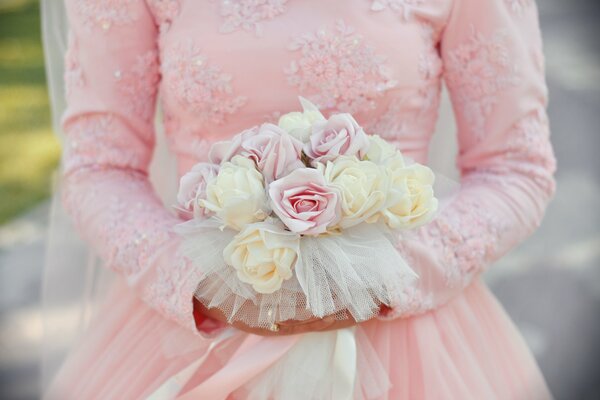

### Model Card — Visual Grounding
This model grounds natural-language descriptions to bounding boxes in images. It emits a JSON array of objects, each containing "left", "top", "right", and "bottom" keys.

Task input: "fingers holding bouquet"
[{"left": 177, "top": 97, "right": 439, "bottom": 335}]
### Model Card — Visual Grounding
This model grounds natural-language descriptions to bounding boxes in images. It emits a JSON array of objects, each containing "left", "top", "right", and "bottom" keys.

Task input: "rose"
[
  {"left": 209, "top": 124, "right": 304, "bottom": 183},
  {"left": 177, "top": 162, "right": 220, "bottom": 218},
  {"left": 304, "top": 113, "right": 371, "bottom": 164},
  {"left": 382, "top": 163, "right": 438, "bottom": 229},
  {"left": 223, "top": 220, "right": 300, "bottom": 294},
  {"left": 317, "top": 156, "right": 389, "bottom": 229},
  {"left": 239, "top": 123, "right": 304, "bottom": 182},
  {"left": 278, "top": 96, "right": 326, "bottom": 142},
  {"left": 269, "top": 168, "right": 341, "bottom": 235},
  {"left": 364, "top": 134, "right": 399, "bottom": 164},
  {"left": 198, "top": 156, "right": 269, "bottom": 230},
  {"left": 208, "top": 126, "right": 258, "bottom": 165}
]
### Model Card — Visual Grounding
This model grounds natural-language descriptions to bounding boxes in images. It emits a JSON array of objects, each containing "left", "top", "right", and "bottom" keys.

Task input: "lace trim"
[
  {"left": 422, "top": 196, "right": 508, "bottom": 289},
  {"left": 285, "top": 19, "right": 398, "bottom": 114}
]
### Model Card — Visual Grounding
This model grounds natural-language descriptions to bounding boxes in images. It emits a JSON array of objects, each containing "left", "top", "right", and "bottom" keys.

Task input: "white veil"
[{"left": 39, "top": 0, "right": 458, "bottom": 394}]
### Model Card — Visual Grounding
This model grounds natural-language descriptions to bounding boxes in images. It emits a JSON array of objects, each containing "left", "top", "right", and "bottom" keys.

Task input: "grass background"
[{"left": 0, "top": 0, "right": 60, "bottom": 224}]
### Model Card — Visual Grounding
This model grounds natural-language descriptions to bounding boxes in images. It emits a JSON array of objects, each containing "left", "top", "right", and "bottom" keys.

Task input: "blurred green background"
[{"left": 0, "top": 0, "right": 60, "bottom": 224}]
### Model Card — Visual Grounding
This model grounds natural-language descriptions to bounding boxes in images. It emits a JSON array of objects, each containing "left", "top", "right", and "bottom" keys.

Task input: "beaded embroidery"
[{"left": 285, "top": 19, "right": 398, "bottom": 114}]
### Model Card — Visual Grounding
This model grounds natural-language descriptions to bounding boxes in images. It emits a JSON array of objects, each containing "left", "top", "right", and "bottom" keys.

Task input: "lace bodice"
[{"left": 61, "top": 0, "right": 556, "bottom": 336}]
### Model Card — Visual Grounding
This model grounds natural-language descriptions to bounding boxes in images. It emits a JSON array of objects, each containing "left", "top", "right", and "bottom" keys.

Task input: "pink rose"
[
  {"left": 177, "top": 162, "right": 219, "bottom": 218},
  {"left": 304, "top": 113, "right": 370, "bottom": 164},
  {"left": 209, "top": 123, "right": 304, "bottom": 183},
  {"left": 208, "top": 126, "right": 258, "bottom": 165},
  {"left": 269, "top": 168, "right": 341, "bottom": 235}
]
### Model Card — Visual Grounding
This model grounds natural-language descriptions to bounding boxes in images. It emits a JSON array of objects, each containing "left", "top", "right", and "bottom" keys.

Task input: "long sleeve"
[
  {"left": 379, "top": 0, "right": 557, "bottom": 319},
  {"left": 60, "top": 0, "right": 223, "bottom": 336}
]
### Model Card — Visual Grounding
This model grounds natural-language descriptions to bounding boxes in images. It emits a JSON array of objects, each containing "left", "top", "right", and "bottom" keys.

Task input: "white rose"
[
  {"left": 382, "top": 163, "right": 438, "bottom": 229},
  {"left": 365, "top": 134, "right": 400, "bottom": 164},
  {"left": 317, "top": 156, "right": 389, "bottom": 229},
  {"left": 199, "top": 155, "right": 269, "bottom": 230},
  {"left": 223, "top": 220, "right": 300, "bottom": 294},
  {"left": 277, "top": 96, "right": 326, "bottom": 142}
]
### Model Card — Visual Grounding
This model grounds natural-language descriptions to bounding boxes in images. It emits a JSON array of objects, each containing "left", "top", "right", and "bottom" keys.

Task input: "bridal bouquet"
[{"left": 175, "top": 97, "right": 438, "bottom": 329}]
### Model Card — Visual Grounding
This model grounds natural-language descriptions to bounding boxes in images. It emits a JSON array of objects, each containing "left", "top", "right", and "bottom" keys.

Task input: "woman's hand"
[{"left": 194, "top": 298, "right": 367, "bottom": 336}]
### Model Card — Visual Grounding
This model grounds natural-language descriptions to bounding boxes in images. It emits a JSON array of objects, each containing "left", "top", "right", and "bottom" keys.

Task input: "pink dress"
[{"left": 46, "top": 0, "right": 557, "bottom": 398}]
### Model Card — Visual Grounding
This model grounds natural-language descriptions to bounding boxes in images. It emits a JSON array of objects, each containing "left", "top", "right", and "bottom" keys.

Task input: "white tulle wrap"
[{"left": 176, "top": 218, "right": 417, "bottom": 328}]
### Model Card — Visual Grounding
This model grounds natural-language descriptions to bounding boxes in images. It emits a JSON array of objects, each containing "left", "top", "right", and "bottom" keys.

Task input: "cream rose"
[
  {"left": 365, "top": 134, "right": 399, "bottom": 164},
  {"left": 317, "top": 156, "right": 389, "bottom": 229},
  {"left": 223, "top": 220, "right": 300, "bottom": 294},
  {"left": 382, "top": 163, "right": 438, "bottom": 229},
  {"left": 199, "top": 156, "right": 269, "bottom": 230},
  {"left": 277, "top": 96, "right": 326, "bottom": 142}
]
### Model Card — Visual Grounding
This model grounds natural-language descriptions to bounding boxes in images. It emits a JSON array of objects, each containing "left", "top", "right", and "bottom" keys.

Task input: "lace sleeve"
[
  {"left": 60, "top": 0, "right": 224, "bottom": 337},
  {"left": 379, "top": 0, "right": 557, "bottom": 319}
]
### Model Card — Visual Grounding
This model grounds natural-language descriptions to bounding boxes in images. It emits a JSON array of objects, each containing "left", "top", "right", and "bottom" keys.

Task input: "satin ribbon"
[
  {"left": 147, "top": 327, "right": 358, "bottom": 399},
  {"left": 332, "top": 327, "right": 358, "bottom": 400}
]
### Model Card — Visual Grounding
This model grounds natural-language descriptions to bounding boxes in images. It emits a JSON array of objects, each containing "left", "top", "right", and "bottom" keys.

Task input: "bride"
[{"left": 41, "top": 0, "right": 556, "bottom": 398}]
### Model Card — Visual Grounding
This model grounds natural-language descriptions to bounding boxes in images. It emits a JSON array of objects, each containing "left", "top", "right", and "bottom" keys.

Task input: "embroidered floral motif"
[
  {"left": 444, "top": 26, "right": 521, "bottom": 139},
  {"left": 504, "top": 0, "right": 532, "bottom": 15},
  {"left": 504, "top": 110, "right": 557, "bottom": 196},
  {"left": 216, "top": 0, "right": 290, "bottom": 36},
  {"left": 63, "top": 115, "right": 147, "bottom": 173},
  {"left": 65, "top": 34, "right": 84, "bottom": 98},
  {"left": 285, "top": 20, "right": 398, "bottom": 114},
  {"left": 144, "top": 251, "right": 203, "bottom": 331},
  {"left": 417, "top": 22, "right": 442, "bottom": 81},
  {"left": 367, "top": 0, "right": 426, "bottom": 21},
  {"left": 162, "top": 41, "right": 247, "bottom": 124},
  {"left": 62, "top": 166, "right": 175, "bottom": 278},
  {"left": 364, "top": 83, "right": 440, "bottom": 141},
  {"left": 421, "top": 197, "right": 508, "bottom": 288},
  {"left": 118, "top": 50, "right": 160, "bottom": 122},
  {"left": 75, "top": 0, "right": 138, "bottom": 31},
  {"left": 147, "top": 0, "right": 181, "bottom": 31}
]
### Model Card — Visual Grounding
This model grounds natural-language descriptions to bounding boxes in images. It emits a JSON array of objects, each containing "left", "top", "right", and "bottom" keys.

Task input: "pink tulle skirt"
[{"left": 46, "top": 278, "right": 552, "bottom": 399}]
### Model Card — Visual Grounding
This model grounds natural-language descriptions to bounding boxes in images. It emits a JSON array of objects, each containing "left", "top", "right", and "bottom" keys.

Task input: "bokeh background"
[{"left": 0, "top": 0, "right": 599, "bottom": 399}]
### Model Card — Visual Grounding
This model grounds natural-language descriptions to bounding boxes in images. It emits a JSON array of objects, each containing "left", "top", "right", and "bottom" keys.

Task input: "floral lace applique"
[
  {"left": 285, "top": 19, "right": 398, "bottom": 114},
  {"left": 367, "top": 0, "right": 426, "bottom": 21},
  {"left": 421, "top": 196, "right": 508, "bottom": 289},
  {"left": 63, "top": 115, "right": 147, "bottom": 173},
  {"left": 147, "top": 0, "right": 182, "bottom": 32},
  {"left": 364, "top": 83, "right": 440, "bottom": 142},
  {"left": 75, "top": 0, "right": 138, "bottom": 32},
  {"left": 62, "top": 166, "right": 175, "bottom": 278},
  {"left": 65, "top": 34, "right": 84, "bottom": 98},
  {"left": 143, "top": 250, "right": 203, "bottom": 331},
  {"left": 505, "top": 110, "right": 557, "bottom": 195},
  {"left": 504, "top": 0, "right": 532, "bottom": 15},
  {"left": 117, "top": 50, "right": 160, "bottom": 123},
  {"left": 444, "top": 26, "right": 521, "bottom": 140},
  {"left": 162, "top": 41, "right": 247, "bottom": 125},
  {"left": 215, "top": 0, "right": 290, "bottom": 36},
  {"left": 417, "top": 22, "right": 442, "bottom": 81}
]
